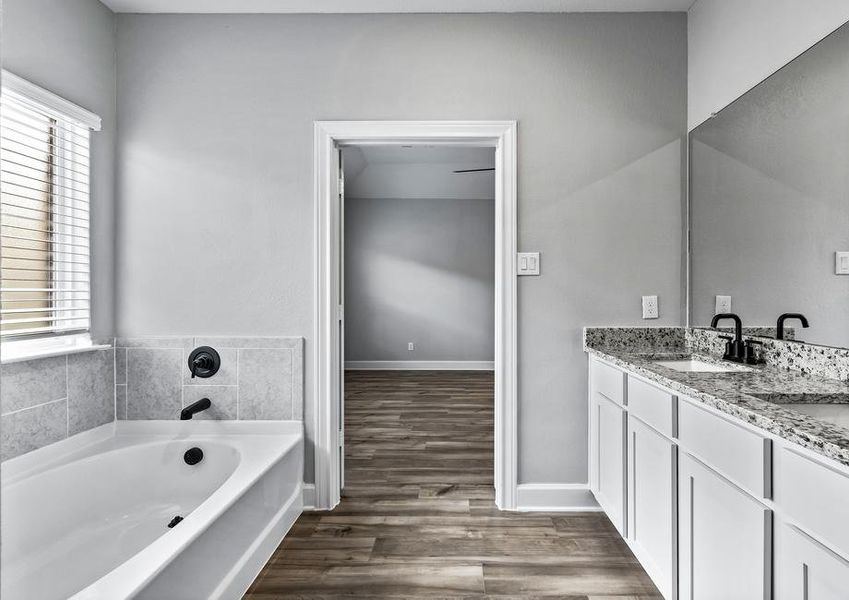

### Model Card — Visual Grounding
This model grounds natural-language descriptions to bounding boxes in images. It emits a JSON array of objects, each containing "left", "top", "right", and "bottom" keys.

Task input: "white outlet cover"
[
  {"left": 407, "top": 342, "right": 415, "bottom": 351},
  {"left": 641, "top": 295, "right": 659, "bottom": 319},
  {"left": 715, "top": 295, "right": 732, "bottom": 314}
]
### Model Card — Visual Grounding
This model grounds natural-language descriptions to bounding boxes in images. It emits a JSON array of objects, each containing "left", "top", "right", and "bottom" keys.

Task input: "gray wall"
[
  {"left": 690, "top": 22, "right": 849, "bottom": 348},
  {"left": 115, "top": 13, "right": 687, "bottom": 484},
  {"left": 2, "top": 0, "right": 117, "bottom": 339},
  {"left": 345, "top": 196, "right": 495, "bottom": 363}
]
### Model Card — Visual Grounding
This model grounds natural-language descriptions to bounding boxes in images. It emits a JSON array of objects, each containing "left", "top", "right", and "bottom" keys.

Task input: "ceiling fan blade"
[{"left": 453, "top": 168, "right": 495, "bottom": 173}]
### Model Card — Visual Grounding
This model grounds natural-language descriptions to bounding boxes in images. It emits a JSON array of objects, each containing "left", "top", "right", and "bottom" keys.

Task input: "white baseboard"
[
  {"left": 516, "top": 483, "right": 602, "bottom": 512},
  {"left": 345, "top": 360, "right": 494, "bottom": 371},
  {"left": 302, "top": 483, "right": 316, "bottom": 510}
]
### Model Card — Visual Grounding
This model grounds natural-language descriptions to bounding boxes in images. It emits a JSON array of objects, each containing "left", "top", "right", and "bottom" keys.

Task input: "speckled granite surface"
[{"left": 584, "top": 327, "right": 849, "bottom": 468}]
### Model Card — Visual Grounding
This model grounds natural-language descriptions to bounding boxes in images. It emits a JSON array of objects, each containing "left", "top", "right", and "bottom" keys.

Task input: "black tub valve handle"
[{"left": 187, "top": 346, "right": 220, "bottom": 379}]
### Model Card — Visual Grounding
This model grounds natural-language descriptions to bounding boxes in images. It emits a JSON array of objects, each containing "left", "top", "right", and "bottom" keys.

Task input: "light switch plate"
[
  {"left": 517, "top": 252, "right": 540, "bottom": 276},
  {"left": 836, "top": 252, "right": 849, "bottom": 275},
  {"left": 715, "top": 295, "right": 732, "bottom": 314},
  {"left": 642, "top": 295, "right": 659, "bottom": 319}
]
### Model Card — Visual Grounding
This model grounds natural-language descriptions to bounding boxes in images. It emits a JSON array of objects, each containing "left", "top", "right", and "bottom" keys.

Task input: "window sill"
[{"left": 1, "top": 335, "right": 111, "bottom": 365}]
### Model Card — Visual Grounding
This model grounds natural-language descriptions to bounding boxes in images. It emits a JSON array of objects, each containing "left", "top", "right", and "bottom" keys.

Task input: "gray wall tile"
[
  {"left": 114, "top": 336, "right": 304, "bottom": 424},
  {"left": 238, "top": 348, "right": 293, "bottom": 419},
  {"left": 127, "top": 348, "right": 182, "bottom": 419},
  {"left": 183, "top": 385, "right": 237, "bottom": 420},
  {"left": 195, "top": 336, "right": 301, "bottom": 349},
  {"left": 115, "top": 348, "right": 127, "bottom": 384},
  {"left": 290, "top": 338, "right": 304, "bottom": 420},
  {"left": 68, "top": 349, "right": 115, "bottom": 436},
  {"left": 116, "top": 337, "right": 193, "bottom": 349},
  {"left": 116, "top": 384, "right": 127, "bottom": 420},
  {"left": 1, "top": 356, "right": 67, "bottom": 414},
  {"left": 183, "top": 347, "right": 237, "bottom": 386},
  {"left": 1, "top": 400, "right": 67, "bottom": 461}
]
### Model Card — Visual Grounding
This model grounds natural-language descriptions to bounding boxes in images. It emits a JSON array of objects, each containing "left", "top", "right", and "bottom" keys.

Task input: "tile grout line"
[
  {"left": 236, "top": 348, "right": 241, "bottom": 420},
  {"left": 1, "top": 395, "right": 69, "bottom": 418}
]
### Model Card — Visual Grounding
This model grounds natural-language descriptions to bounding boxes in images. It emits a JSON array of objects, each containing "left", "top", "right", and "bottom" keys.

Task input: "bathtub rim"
[{"left": 1, "top": 420, "right": 303, "bottom": 600}]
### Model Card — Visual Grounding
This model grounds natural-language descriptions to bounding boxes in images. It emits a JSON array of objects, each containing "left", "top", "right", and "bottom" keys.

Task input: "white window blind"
[{"left": 1, "top": 73, "right": 100, "bottom": 340}]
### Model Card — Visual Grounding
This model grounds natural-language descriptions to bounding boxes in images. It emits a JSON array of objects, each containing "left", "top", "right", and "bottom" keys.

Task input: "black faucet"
[
  {"left": 776, "top": 313, "right": 809, "bottom": 340},
  {"left": 710, "top": 313, "right": 764, "bottom": 364},
  {"left": 711, "top": 313, "right": 745, "bottom": 362},
  {"left": 180, "top": 398, "right": 211, "bottom": 420}
]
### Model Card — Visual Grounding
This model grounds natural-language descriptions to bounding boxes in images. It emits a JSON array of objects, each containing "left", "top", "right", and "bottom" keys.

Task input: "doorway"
[
  {"left": 313, "top": 121, "right": 518, "bottom": 511},
  {"left": 341, "top": 144, "right": 496, "bottom": 500}
]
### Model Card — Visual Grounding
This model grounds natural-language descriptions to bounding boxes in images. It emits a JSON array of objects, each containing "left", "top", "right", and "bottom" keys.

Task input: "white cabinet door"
[
  {"left": 778, "top": 524, "right": 849, "bottom": 600},
  {"left": 679, "top": 452, "right": 772, "bottom": 600},
  {"left": 591, "top": 392, "right": 627, "bottom": 535},
  {"left": 628, "top": 415, "right": 677, "bottom": 599}
]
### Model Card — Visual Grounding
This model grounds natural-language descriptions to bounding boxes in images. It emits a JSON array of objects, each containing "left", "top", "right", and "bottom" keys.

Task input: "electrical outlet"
[
  {"left": 408, "top": 342, "right": 415, "bottom": 351},
  {"left": 715, "top": 295, "right": 732, "bottom": 314},
  {"left": 641, "top": 295, "right": 659, "bottom": 319}
]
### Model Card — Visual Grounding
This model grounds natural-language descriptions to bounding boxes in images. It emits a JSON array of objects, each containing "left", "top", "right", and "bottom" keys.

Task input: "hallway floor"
[{"left": 245, "top": 370, "right": 660, "bottom": 599}]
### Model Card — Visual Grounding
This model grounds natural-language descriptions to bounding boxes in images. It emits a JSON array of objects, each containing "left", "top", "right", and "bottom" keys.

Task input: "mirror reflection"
[{"left": 689, "top": 21, "right": 849, "bottom": 348}]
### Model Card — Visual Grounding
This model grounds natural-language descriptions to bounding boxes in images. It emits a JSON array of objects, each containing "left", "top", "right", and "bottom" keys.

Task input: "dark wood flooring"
[{"left": 245, "top": 370, "right": 660, "bottom": 599}]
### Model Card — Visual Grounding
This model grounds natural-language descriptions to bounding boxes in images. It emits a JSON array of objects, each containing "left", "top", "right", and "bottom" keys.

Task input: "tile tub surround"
[
  {"left": 0, "top": 348, "right": 116, "bottom": 461},
  {"left": 584, "top": 327, "right": 849, "bottom": 468},
  {"left": 115, "top": 337, "right": 304, "bottom": 421}
]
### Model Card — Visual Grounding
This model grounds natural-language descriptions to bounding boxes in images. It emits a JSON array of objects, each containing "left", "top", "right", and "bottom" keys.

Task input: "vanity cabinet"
[
  {"left": 678, "top": 452, "right": 772, "bottom": 600},
  {"left": 587, "top": 355, "right": 849, "bottom": 599},
  {"left": 628, "top": 414, "right": 677, "bottom": 599},
  {"left": 590, "top": 392, "right": 627, "bottom": 535},
  {"left": 778, "top": 524, "right": 849, "bottom": 600}
]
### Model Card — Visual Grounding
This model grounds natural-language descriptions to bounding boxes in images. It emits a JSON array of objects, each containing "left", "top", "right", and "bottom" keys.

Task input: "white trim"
[
  {"left": 314, "top": 120, "right": 518, "bottom": 511},
  {"left": 1, "top": 70, "right": 101, "bottom": 131},
  {"left": 516, "top": 483, "right": 602, "bottom": 512},
  {"left": 301, "top": 483, "right": 316, "bottom": 510},
  {"left": 345, "top": 360, "right": 494, "bottom": 371},
  {"left": 0, "top": 334, "right": 109, "bottom": 365}
]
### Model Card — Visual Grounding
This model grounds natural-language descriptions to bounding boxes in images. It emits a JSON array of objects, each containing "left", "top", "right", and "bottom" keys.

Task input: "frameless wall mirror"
[{"left": 689, "top": 20, "right": 849, "bottom": 349}]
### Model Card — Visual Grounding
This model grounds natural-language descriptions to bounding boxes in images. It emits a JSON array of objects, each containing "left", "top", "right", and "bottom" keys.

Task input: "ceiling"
[
  {"left": 101, "top": 0, "right": 695, "bottom": 14},
  {"left": 354, "top": 146, "right": 495, "bottom": 165}
]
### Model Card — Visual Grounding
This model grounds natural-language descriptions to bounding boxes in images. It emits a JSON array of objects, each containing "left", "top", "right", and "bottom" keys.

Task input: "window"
[{"left": 0, "top": 72, "right": 100, "bottom": 345}]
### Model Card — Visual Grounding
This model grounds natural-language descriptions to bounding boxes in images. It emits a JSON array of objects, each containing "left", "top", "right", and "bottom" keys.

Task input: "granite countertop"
[{"left": 585, "top": 339, "right": 849, "bottom": 468}]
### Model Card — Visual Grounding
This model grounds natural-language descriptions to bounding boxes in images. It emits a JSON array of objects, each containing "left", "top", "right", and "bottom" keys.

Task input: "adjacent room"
[{"left": 1, "top": 1, "right": 848, "bottom": 599}]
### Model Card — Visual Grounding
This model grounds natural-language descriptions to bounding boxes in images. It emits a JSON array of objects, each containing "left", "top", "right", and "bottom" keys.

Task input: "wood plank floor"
[{"left": 245, "top": 370, "right": 660, "bottom": 599}]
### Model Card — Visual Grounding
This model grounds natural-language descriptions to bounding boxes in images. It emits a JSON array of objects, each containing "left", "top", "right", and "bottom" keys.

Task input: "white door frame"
[{"left": 313, "top": 120, "right": 518, "bottom": 511}]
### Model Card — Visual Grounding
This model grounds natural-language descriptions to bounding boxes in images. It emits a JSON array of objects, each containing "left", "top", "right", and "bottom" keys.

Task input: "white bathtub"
[{"left": 1, "top": 420, "right": 303, "bottom": 600}]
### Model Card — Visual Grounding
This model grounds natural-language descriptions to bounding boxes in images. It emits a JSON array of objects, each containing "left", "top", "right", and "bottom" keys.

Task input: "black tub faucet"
[
  {"left": 776, "top": 313, "right": 809, "bottom": 340},
  {"left": 711, "top": 313, "right": 745, "bottom": 362},
  {"left": 180, "top": 398, "right": 211, "bottom": 420}
]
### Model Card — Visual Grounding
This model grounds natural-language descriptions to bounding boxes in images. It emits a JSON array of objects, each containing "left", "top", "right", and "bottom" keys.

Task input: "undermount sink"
[
  {"left": 653, "top": 358, "right": 752, "bottom": 373},
  {"left": 782, "top": 404, "right": 849, "bottom": 429}
]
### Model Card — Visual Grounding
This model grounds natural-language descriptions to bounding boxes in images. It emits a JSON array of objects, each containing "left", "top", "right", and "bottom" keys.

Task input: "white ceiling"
[
  {"left": 355, "top": 146, "right": 495, "bottom": 165},
  {"left": 101, "top": 0, "right": 695, "bottom": 14}
]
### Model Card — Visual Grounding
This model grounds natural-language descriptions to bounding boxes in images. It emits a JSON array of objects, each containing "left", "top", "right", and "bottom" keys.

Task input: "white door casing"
[{"left": 313, "top": 120, "right": 518, "bottom": 511}]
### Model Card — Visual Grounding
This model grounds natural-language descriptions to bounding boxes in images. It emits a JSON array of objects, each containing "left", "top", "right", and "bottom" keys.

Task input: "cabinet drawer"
[
  {"left": 628, "top": 376, "right": 677, "bottom": 438},
  {"left": 778, "top": 448, "right": 849, "bottom": 558},
  {"left": 591, "top": 358, "right": 625, "bottom": 406},
  {"left": 678, "top": 400, "right": 771, "bottom": 499}
]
